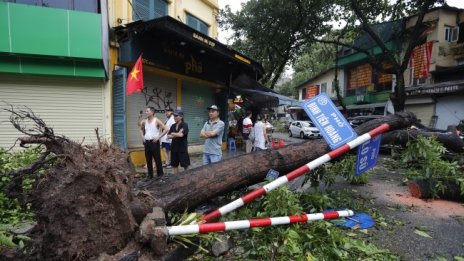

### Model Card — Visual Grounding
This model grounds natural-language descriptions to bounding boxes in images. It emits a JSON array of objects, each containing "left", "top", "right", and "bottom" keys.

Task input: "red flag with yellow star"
[{"left": 126, "top": 54, "right": 144, "bottom": 96}]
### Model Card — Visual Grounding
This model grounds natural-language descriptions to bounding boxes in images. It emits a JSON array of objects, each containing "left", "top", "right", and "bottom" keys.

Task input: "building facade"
[
  {"left": 403, "top": 7, "right": 464, "bottom": 129},
  {"left": 108, "top": 0, "right": 265, "bottom": 163},
  {"left": 294, "top": 6, "right": 464, "bottom": 129},
  {"left": 0, "top": 1, "right": 110, "bottom": 149}
]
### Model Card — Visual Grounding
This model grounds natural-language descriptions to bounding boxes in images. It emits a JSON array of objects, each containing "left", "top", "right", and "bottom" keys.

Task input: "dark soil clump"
[{"left": 29, "top": 143, "right": 138, "bottom": 260}]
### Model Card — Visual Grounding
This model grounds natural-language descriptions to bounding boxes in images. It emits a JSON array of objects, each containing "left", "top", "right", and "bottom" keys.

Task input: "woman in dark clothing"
[{"left": 167, "top": 109, "right": 190, "bottom": 174}]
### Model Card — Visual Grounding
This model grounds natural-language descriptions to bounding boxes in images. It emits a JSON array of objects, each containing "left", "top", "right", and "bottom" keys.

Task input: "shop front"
[{"left": 112, "top": 16, "right": 264, "bottom": 161}]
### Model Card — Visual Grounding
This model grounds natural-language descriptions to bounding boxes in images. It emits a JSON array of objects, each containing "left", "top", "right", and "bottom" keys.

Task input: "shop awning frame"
[{"left": 231, "top": 86, "right": 300, "bottom": 108}]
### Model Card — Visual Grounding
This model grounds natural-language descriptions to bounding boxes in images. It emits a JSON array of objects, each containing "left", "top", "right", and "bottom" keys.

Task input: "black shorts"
[{"left": 170, "top": 151, "right": 190, "bottom": 168}]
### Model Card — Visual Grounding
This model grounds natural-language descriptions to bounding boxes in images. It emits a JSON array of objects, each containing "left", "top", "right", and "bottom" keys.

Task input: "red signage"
[{"left": 305, "top": 85, "right": 319, "bottom": 99}]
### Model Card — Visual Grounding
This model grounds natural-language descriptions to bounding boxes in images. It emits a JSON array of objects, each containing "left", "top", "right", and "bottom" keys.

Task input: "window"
[
  {"left": 320, "top": 82, "right": 327, "bottom": 93},
  {"left": 186, "top": 13, "right": 209, "bottom": 35},
  {"left": 6, "top": 0, "right": 98, "bottom": 13},
  {"left": 445, "top": 26, "right": 459, "bottom": 42},
  {"left": 133, "top": 0, "right": 168, "bottom": 21},
  {"left": 301, "top": 88, "right": 306, "bottom": 100}
]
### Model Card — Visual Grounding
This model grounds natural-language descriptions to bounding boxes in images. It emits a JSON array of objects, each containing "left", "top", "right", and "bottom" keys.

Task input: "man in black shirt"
[{"left": 167, "top": 109, "right": 190, "bottom": 174}]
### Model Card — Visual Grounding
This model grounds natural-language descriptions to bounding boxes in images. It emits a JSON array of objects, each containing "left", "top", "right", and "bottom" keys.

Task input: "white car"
[{"left": 289, "top": 121, "right": 321, "bottom": 139}]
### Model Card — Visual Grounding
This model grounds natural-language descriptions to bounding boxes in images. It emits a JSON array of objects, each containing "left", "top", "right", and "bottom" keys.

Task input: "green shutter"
[
  {"left": 133, "top": 0, "right": 167, "bottom": 20},
  {"left": 181, "top": 81, "right": 213, "bottom": 145},
  {"left": 113, "top": 68, "right": 127, "bottom": 148}
]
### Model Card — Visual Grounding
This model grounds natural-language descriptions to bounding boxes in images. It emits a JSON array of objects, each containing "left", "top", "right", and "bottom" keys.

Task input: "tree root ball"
[{"left": 30, "top": 145, "right": 138, "bottom": 260}]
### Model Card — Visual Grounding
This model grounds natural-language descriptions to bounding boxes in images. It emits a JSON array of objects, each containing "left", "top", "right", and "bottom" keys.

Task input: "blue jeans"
[{"left": 203, "top": 153, "right": 222, "bottom": 165}]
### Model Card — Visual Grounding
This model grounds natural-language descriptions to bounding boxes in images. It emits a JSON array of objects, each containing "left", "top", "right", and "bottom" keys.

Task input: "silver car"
[{"left": 289, "top": 121, "right": 321, "bottom": 139}]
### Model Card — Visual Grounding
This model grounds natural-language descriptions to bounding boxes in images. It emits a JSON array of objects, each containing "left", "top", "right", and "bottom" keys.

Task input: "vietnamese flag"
[{"left": 126, "top": 54, "right": 144, "bottom": 96}]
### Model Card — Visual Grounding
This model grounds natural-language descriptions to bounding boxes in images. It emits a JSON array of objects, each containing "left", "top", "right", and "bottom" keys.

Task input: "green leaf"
[{"left": 414, "top": 229, "right": 432, "bottom": 238}]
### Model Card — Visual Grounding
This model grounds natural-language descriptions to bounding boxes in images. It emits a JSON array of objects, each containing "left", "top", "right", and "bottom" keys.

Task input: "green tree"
[{"left": 219, "top": 0, "right": 335, "bottom": 89}]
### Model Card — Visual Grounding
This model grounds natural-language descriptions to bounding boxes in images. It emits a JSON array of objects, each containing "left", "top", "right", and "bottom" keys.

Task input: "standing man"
[
  {"left": 200, "top": 105, "right": 225, "bottom": 165},
  {"left": 242, "top": 111, "right": 253, "bottom": 153},
  {"left": 139, "top": 107, "right": 168, "bottom": 178},
  {"left": 167, "top": 109, "right": 190, "bottom": 174},
  {"left": 253, "top": 114, "right": 268, "bottom": 151},
  {"left": 161, "top": 108, "right": 175, "bottom": 168}
]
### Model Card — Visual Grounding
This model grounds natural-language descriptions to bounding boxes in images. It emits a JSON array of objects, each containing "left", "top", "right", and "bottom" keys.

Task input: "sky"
[{"left": 218, "top": 0, "right": 464, "bottom": 43}]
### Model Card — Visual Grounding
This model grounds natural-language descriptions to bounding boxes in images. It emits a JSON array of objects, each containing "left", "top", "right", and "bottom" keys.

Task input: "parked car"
[
  {"left": 289, "top": 121, "right": 321, "bottom": 139},
  {"left": 347, "top": 115, "right": 383, "bottom": 128},
  {"left": 265, "top": 121, "right": 275, "bottom": 133}
]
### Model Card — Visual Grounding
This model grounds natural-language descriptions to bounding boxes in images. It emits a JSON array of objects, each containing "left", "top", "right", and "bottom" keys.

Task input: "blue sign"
[
  {"left": 302, "top": 93, "right": 357, "bottom": 149},
  {"left": 266, "top": 169, "right": 279, "bottom": 180},
  {"left": 355, "top": 135, "right": 382, "bottom": 176}
]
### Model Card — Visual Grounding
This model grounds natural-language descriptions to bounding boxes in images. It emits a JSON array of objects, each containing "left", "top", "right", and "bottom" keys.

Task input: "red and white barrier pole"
[
  {"left": 202, "top": 124, "right": 390, "bottom": 223},
  {"left": 169, "top": 210, "right": 353, "bottom": 235}
]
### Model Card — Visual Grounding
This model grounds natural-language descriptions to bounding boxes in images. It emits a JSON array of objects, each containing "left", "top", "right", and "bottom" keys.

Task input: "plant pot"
[{"left": 407, "top": 178, "right": 464, "bottom": 202}]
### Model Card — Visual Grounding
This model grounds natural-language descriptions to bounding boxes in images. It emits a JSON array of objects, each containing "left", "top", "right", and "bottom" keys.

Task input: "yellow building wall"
[
  {"left": 108, "top": 0, "right": 218, "bottom": 38},
  {"left": 403, "top": 8, "right": 463, "bottom": 87}
]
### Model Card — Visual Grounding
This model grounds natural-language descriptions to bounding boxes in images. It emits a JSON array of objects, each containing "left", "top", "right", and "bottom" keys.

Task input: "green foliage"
[
  {"left": 307, "top": 155, "right": 372, "bottom": 187},
  {"left": 0, "top": 146, "right": 42, "bottom": 251},
  {"left": 271, "top": 120, "right": 287, "bottom": 133},
  {"left": 219, "top": 0, "right": 335, "bottom": 88},
  {"left": 168, "top": 211, "right": 217, "bottom": 253},
  {"left": 400, "top": 136, "right": 464, "bottom": 198},
  {"left": 191, "top": 187, "right": 398, "bottom": 260}
]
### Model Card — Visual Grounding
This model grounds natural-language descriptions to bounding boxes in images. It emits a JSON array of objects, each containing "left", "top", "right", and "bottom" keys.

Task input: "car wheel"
[
  {"left": 300, "top": 132, "right": 304, "bottom": 139},
  {"left": 288, "top": 130, "right": 292, "bottom": 137}
]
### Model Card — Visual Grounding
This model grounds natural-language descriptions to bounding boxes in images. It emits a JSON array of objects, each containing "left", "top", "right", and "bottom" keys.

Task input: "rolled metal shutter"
[
  {"left": 0, "top": 74, "right": 105, "bottom": 150},
  {"left": 181, "top": 81, "right": 214, "bottom": 145},
  {"left": 126, "top": 73, "right": 177, "bottom": 148}
]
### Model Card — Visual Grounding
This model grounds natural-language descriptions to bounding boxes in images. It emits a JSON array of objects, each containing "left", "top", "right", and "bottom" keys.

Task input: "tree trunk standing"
[
  {"left": 134, "top": 112, "right": 419, "bottom": 213},
  {"left": 392, "top": 71, "right": 406, "bottom": 112}
]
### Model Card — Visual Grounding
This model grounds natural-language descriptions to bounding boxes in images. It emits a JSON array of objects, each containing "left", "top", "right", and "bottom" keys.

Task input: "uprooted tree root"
[{"left": 2, "top": 105, "right": 138, "bottom": 260}]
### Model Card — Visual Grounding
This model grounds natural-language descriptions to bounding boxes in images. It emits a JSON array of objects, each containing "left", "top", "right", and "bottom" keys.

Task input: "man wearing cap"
[
  {"left": 200, "top": 105, "right": 225, "bottom": 165},
  {"left": 167, "top": 109, "right": 190, "bottom": 174},
  {"left": 161, "top": 108, "right": 175, "bottom": 168}
]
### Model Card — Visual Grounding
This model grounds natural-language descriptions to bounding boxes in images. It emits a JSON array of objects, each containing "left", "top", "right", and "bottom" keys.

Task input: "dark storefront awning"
[
  {"left": 232, "top": 87, "right": 300, "bottom": 107},
  {"left": 406, "top": 80, "right": 464, "bottom": 96},
  {"left": 114, "top": 17, "right": 264, "bottom": 86}
]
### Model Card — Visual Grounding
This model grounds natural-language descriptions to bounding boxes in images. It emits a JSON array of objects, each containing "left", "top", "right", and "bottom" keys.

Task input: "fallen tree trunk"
[
  {"left": 382, "top": 129, "right": 464, "bottom": 153},
  {"left": 134, "top": 112, "right": 419, "bottom": 214},
  {"left": 1, "top": 107, "right": 418, "bottom": 260}
]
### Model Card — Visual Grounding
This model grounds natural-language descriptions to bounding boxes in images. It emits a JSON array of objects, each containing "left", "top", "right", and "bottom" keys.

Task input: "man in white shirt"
[
  {"left": 242, "top": 111, "right": 253, "bottom": 153},
  {"left": 161, "top": 108, "right": 175, "bottom": 168}
]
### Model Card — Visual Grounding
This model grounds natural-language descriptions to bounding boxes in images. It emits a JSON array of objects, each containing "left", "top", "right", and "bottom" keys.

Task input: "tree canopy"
[{"left": 220, "top": 0, "right": 447, "bottom": 111}]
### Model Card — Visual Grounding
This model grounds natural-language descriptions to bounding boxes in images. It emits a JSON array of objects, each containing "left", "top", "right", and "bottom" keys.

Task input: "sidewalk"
[{"left": 135, "top": 132, "right": 304, "bottom": 175}]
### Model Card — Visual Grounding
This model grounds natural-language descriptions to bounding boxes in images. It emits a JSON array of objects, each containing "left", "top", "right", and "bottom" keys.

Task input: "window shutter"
[
  {"left": 199, "top": 23, "right": 209, "bottom": 35},
  {"left": 154, "top": 0, "right": 168, "bottom": 18},
  {"left": 133, "top": 0, "right": 150, "bottom": 20},
  {"left": 458, "top": 23, "right": 464, "bottom": 43},
  {"left": 113, "top": 68, "right": 127, "bottom": 148}
]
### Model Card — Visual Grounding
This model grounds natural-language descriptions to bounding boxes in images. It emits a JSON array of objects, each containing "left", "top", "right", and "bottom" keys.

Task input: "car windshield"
[{"left": 301, "top": 122, "right": 313, "bottom": 127}]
